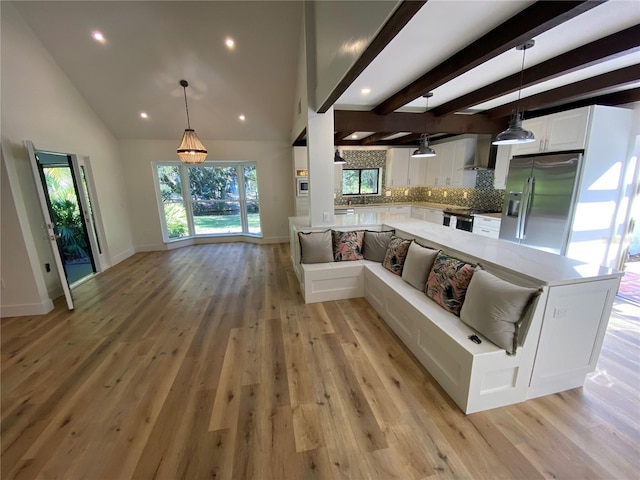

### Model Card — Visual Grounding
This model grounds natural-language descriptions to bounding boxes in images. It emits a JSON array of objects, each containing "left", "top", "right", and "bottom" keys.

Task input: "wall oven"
[
  {"left": 442, "top": 208, "right": 499, "bottom": 232},
  {"left": 296, "top": 176, "right": 309, "bottom": 196},
  {"left": 443, "top": 210, "right": 474, "bottom": 232}
]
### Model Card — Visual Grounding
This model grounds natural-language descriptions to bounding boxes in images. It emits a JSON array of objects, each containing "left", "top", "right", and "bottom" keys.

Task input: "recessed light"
[
  {"left": 239, "top": 114, "right": 246, "bottom": 121},
  {"left": 91, "top": 31, "right": 105, "bottom": 43},
  {"left": 225, "top": 37, "right": 235, "bottom": 49},
  {"left": 361, "top": 88, "right": 371, "bottom": 95},
  {"left": 140, "top": 112, "right": 148, "bottom": 119}
]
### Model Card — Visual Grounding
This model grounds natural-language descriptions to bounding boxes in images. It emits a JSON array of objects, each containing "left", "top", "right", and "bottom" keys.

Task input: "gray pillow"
[
  {"left": 401, "top": 242, "right": 439, "bottom": 290},
  {"left": 298, "top": 230, "right": 333, "bottom": 264},
  {"left": 362, "top": 230, "right": 394, "bottom": 262},
  {"left": 460, "top": 269, "right": 540, "bottom": 355}
]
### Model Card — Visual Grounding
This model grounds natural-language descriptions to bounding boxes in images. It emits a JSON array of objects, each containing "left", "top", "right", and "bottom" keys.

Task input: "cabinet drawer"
[
  {"left": 473, "top": 227, "right": 500, "bottom": 239},
  {"left": 473, "top": 216, "right": 501, "bottom": 229},
  {"left": 389, "top": 206, "right": 411, "bottom": 214}
]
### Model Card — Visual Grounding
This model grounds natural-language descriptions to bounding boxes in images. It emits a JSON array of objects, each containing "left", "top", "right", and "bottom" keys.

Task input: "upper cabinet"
[
  {"left": 511, "top": 107, "right": 591, "bottom": 156},
  {"left": 427, "top": 137, "right": 477, "bottom": 187},
  {"left": 493, "top": 145, "right": 512, "bottom": 190},
  {"left": 385, "top": 148, "right": 413, "bottom": 187}
]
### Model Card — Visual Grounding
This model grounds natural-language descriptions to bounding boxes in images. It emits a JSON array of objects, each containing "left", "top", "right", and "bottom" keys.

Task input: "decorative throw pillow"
[
  {"left": 426, "top": 252, "right": 475, "bottom": 316},
  {"left": 332, "top": 230, "right": 364, "bottom": 261},
  {"left": 460, "top": 269, "right": 540, "bottom": 355},
  {"left": 382, "top": 236, "right": 412, "bottom": 275},
  {"left": 298, "top": 230, "right": 333, "bottom": 264},
  {"left": 402, "top": 242, "right": 440, "bottom": 290},
  {"left": 363, "top": 230, "right": 395, "bottom": 262}
]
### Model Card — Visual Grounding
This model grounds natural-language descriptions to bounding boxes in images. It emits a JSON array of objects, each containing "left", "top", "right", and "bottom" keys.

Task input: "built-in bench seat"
[
  {"left": 301, "top": 258, "right": 540, "bottom": 413},
  {"left": 289, "top": 215, "right": 622, "bottom": 415},
  {"left": 363, "top": 262, "right": 539, "bottom": 413}
]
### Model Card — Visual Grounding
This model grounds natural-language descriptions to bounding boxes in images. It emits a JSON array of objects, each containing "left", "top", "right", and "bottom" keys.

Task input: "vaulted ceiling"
[{"left": 9, "top": 0, "right": 640, "bottom": 148}]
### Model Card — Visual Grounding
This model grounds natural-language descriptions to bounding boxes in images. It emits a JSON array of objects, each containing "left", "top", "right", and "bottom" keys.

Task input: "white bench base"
[{"left": 364, "top": 263, "right": 541, "bottom": 414}]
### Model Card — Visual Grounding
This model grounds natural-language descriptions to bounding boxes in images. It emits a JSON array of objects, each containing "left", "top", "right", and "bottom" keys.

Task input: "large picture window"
[
  {"left": 342, "top": 168, "right": 380, "bottom": 195},
  {"left": 155, "top": 162, "right": 261, "bottom": 240}
]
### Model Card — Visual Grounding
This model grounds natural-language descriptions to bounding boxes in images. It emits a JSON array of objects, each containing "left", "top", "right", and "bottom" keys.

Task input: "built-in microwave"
[{"left": 296, "top": 176, "right": 309, "bottom": 196}]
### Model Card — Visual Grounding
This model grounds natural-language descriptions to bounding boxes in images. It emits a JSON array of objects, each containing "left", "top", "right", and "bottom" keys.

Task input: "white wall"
[
  {"left": 119, "top": 140, "right": 295, "bottom": 250},
  {"left": 1, "top": 3, "right": 135, "bottom": 315},
  {"left": 309, "top": 1, "right": 398, "bottom": 110}
]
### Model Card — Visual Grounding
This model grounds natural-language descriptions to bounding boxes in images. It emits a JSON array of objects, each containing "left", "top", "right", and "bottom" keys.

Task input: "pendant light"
[
  {"left": 493, "top": 40, "right": 536, "bottom": 145},
  {"left": 334, "top": 148, "right": 346, "bottom": 164},
  {"left": 412, "top": 93, "right": 436, "bottom": 158},
  {"left": 177, "top": 80, "right": 207, "bottom": 164}
]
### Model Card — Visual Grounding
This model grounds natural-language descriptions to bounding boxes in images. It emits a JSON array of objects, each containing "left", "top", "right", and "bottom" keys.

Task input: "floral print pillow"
[
  {"left": 426, "top": 253, "right": 475, "bottom": 316},
  {"left": 382, "top": 236, "right": 412, "bottom": 275},
  {"left": 332, "top": 230, "right": 364, "bottom": 261}
]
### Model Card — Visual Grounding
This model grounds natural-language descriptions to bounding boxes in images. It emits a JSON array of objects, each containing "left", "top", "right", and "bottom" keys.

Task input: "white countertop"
[
  {"left": 334, "top": 201, "right": 454, "bottom": 210},
  {"left": 289, "top": 213, "right": 621, "bottom": 286}
]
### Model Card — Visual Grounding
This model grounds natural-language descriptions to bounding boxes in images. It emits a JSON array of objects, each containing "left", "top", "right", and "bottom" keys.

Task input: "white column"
[{"left": 307, "top": 105, "right": 335, "bottom": 227}]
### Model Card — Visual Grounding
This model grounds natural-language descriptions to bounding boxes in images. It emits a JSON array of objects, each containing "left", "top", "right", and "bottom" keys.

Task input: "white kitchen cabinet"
[
  {"left": 293, "top": 146, "right": 308, "bottom": 170},
  {"left": 411, "top": 206, "right": 443, "bottom": 224},
  {"left": 493, "top": 145, "right": 512, "bottom": 189},
  {"left": 472, "top": 215, "right": 501, "bottom": 239},
  {"left": 408, "top": 156, "right": 428, "bottom": 186},
  {"left": 512, "top": 107, "right": 590, "bottom": 156},
  {"left": 385, "top": 148, "right": 412, "bottom": 187},
  {"left": 388, "top": 205, "right": 411, "bottom": 216},
  {"left": 428, "top": 137, "right": 477, "bottom": 187}
]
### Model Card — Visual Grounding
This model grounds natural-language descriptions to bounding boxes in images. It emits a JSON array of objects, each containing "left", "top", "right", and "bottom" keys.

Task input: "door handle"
[{"left": 519, "top": 177, "right": 534, "bottom": 239}]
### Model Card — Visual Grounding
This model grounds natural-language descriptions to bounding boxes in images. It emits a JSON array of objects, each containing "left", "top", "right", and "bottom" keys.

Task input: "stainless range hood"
[{"left": 462, "top": 134, "right": 496, "bottom": 170}]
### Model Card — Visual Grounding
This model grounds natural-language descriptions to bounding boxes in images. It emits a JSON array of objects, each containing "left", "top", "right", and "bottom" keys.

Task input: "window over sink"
[{"left": 341, "top": 168, "right": 381, "bottom": 195}]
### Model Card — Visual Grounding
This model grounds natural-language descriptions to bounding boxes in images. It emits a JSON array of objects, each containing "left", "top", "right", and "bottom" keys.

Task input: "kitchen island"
[{"left": 289, "top": 213, "right": 622, "bottom": 410}]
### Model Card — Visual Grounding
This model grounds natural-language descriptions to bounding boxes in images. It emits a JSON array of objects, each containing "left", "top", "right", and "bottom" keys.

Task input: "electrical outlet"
[
  {"left": 463, "top": 192, "right": 468, "bottom": 199},
  {"left": 45, "top": 263, "right": 51, "bottom": 272},
  {"left": 404, "top": 189, "right": 409, "bottom": 196},
  {"left": 428, "top": 191, "right": 432, "bottom": 197},
  {"left": 385, "top": 191, "right": 391, "bottom": 197},
  {"left": 444, "top": 191, "right": 448, "bottom": 198},
  {"left": 323, "top": 212, "right": 330, "bottom": 222}
]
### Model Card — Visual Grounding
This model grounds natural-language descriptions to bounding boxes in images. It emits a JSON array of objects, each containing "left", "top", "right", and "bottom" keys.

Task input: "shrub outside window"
[{"left": 154, "top": 162, "right": 261, "bottom": 241}]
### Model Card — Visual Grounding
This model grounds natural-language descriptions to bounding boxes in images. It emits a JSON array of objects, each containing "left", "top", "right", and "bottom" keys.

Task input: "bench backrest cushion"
[
  {"left": 402, "top": 242, "right": 440, "bottom": 290},
  {"left": 332, "top": 230, "right": 364, "bottom": 261},
  {"left": 362, "top": 230, "right": 395, "bottom": 262},
  {"left": 460, "top": 269, "right": 540, "bottom": 355},
  {"left": 298, "top": 230, "right": 333, "bottom": 264},
  {"left": 426, "top": 252, "right": 475, "bottom": 316},
  {"left": 382, "top": 236, "right": 412, "bottom": 275}
]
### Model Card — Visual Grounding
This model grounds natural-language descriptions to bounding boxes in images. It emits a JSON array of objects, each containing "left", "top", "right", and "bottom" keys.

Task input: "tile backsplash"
[{"left": 333, "top": 150, "right": 504, "bottom": 212}]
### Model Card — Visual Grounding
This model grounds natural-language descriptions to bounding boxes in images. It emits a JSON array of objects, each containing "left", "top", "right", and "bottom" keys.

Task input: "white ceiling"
[
  {"left": 9, "top": 0, "right": 640, "bottom": 145},
  {"left": 336, "top": 0, "right": 640, "bottom": 112},
  {"left": 11, "top": 1, "right": 303, "bottom": 141}
]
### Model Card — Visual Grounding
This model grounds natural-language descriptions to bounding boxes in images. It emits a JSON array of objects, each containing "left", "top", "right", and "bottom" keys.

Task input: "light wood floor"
[{"left": 2, "top": 243, "right": 639, "bottom": 479}]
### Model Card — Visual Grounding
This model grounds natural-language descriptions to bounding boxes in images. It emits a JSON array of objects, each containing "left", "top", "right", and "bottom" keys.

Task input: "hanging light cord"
[
  {"left": 182, "top": 84, "right": 192, "bottom": 129},
  {"left": 516, "top": 45, "right": 529, "bottom": 114}
]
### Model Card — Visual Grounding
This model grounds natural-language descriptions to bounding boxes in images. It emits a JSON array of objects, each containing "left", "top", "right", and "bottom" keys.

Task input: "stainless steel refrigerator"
[{"left": 499, "top": 151, "right": 582, "bottom": 255}]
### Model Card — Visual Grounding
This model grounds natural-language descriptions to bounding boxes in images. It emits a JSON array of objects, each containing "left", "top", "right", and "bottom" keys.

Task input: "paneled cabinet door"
[
  {"left": 512, "top": 107, "right": 590, "bottom": 155},
  {"left": 493, "top": 145, "right": 512, "bottom": 189},
  {"left": 385, "top": 148, "right": 411, "bottom": 187},
  {"left": 408, "top": 156, "right": 427, "bottom": 186}
]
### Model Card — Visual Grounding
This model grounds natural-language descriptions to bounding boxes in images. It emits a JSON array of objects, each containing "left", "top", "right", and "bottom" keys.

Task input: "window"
[
  {"left": 155, "top": 162, "right": 261, "bottom": 240},
  {"left": 342, "top": 168, "right": 380, "bottom": 195}
]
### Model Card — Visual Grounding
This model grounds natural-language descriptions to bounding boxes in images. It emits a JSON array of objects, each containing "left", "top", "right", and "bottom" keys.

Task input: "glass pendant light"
[
  {"left": 412, "top": 93, "right": 436, "bottom": 158},
  {"left": 493, "top": 40, "right": 536, "bottom": 146},
  {"left": 177, "top": 80, "right": 208, "bottom": 164}
]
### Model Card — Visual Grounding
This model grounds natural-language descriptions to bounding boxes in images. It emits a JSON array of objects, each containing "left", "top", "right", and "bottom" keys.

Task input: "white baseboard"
[
  {"left": 110, "top": 247, "right": 136, "bottom": 265},
  {"left": 1, "top": 299, "right": 54, "bottom": 318}
]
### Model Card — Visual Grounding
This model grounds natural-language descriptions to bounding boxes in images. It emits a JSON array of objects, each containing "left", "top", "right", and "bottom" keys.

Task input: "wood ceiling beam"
[
  {"left": 374, "top": 0, "right": 604, "bottom": 115},
  {"left": 526, "top": 87, "right": 640, "bottom": 118},
  {"left": 361, "top": 132, "right": 398, "bottom": 145},
  {"left": 317, "top": 1, "right": 427, "bottom": 113},
  {"left": 334, "top": 110, "right": 504, "bottom": 135},
  {"left": 433, "top": 24, "right": 640, "bottom": 117},
  {"left": 486, "top": 64, "right": 640, "bottom": 118}
]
